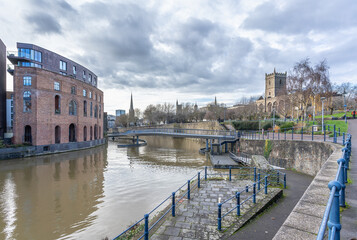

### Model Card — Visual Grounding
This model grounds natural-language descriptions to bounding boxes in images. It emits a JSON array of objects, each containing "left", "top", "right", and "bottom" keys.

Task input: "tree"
[{"left": 116, "top": 114, "right": 128, "bottom": 127}]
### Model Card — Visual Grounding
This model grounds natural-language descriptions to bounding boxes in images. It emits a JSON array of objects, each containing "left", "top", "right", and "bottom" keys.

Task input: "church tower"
[
  {"left": 265, "top": 68, "right": 287, "bottom": 99},
  {"left": 128, "top": 93, "right": 135, "bottom": 125}
]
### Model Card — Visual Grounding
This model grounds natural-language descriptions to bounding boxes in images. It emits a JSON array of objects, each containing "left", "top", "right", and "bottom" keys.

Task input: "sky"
[{"left": 1, "top": 0, "right": 357, "bottom": 115}]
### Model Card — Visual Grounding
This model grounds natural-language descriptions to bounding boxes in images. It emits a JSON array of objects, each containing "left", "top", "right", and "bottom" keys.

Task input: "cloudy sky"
[{"left": 1, "top": 0, "right": 357, "bottom": 114}]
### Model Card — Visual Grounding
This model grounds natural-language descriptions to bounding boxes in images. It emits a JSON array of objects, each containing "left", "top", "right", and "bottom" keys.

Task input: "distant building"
[
  {"left": 6, "top": 91, "right": 14, "bottom": 132},
  {"left": 116, "top": 109, "right": 126, "bottom": 116},
  {"left": 176, "top": 100, "right": 182, "bottom": 115},
  {"left": 0, "top": 39, "right": 6, "bottom": 139},
  {"left": 8, "top": 42, "right": 104, "bottom": 146},
  {"left": 128, "top": 93, "right": 135, "bottom": 125},
  {"left": 256, "top": 68, "right": 287, "bottom": 113},
  {"left": 107, "top": 114, "right": 116, "bottom": 129}
]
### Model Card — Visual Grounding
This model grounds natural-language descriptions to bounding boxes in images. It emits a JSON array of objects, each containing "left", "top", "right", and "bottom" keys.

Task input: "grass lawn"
[{"left": 315, "top": 111, "right": 354, "bottom": 119}]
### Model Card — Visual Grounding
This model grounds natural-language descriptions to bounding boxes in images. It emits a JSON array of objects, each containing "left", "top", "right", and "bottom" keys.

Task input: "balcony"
[
  {"left": 7, "top": 51, "right": 31, "bottom": 65},
  {"left": 7, "top": 64, "right": 14, "bottom": 75}
]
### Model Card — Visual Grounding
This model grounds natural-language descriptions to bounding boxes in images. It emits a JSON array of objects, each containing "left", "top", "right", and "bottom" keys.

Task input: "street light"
[{"left": 321, "top": 97, "right": 326, "bottom": 130}]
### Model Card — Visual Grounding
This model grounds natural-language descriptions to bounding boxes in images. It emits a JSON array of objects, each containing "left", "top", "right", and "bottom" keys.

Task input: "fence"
[
  {"left": 239, "top": 124, "right": 346, "bottom": 145},
  {"left": 122, "top": 128, "right": 237, "bottom": 138},
  {"left": 112, "top": 166, "right": 285, "bottom": 240},
  {"left": 316, "top": 134, "right": 352, "bottom": 240}
]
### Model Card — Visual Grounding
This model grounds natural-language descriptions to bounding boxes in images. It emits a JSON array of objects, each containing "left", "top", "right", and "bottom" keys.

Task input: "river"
[{"left": 0, "top": 137, "right": 207, "bottom": 240}]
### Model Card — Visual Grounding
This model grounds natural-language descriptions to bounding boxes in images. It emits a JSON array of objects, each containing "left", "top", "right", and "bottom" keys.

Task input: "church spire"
[
  {"left": 214, "top": 96, "right": 217, "bottom": 105},
  {"left": 129, "top": 93, "right": 135, "bottom": 125},
  {"left": 130, "top": 92, "right": 134, "bottom": 111}
]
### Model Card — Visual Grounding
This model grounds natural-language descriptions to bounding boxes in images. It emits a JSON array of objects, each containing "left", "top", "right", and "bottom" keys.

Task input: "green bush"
[
  {"left": 262, "top": 122, "right": 272, "bottom": 130},
  {"left": 231, "top": 121, "right": 259, "bottom": 130},
  {"left": 279, "top": 122, "right": 295, "bottom": 132}
]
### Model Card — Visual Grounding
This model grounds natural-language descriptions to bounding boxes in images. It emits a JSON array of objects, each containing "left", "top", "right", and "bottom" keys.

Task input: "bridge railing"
[
  {"left": 123, "top": 128, "right": 237, "bottom": 137},
  {"left": 112, "top": 166, "right": 284, "bottom": 240},
  {"left": 238, "top": 124, "right": 346, "bottom": 145},
  {"left": 316, "top": 134, "right": 352, "bottom": 240},
  {"left": 218, "top": 169, "right": 286, "bottom": 231}
]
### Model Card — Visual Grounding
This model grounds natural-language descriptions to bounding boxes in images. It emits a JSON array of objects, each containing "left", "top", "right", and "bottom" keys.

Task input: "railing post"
[
  {"left": 172, "top": 192, "right": 176, "bottom": 217},
  {"left": 218, "top": 203, "right": 222, "bottom": 231},
  {"left": 284, "top": 173, "right": 286, "bottom": 189},
  {"left": 301, "top": 127, "right": 303, "bottom": 140},
  {"left": 284, "top": 130, "right": 286, "bottom": 140},
  {"left": 334, "top": 125, "right": 337, "bottom": 143},
  {"left": 343, "top": 133, "right": 345, "bottom": 145},
  {"left": 258, "top": 173, "right": 261, "bottom": 191},
  {"left": 246, "top": 185, "right": 249, "bottom": 192},
  {"left": 236, "top": 192, "right": 240, "bottom": 216},
  {"left": 312, "top": 126, "right": 314, "bottom": 141},
  {"left": 254, "top": 167, "right": 257, "bottom": 182},
  {"left": 273, "top": 130, "right": 274, "bottom": 140},
  {"left": 253, "top": 183, "right": 256, "bottom": 204},
  {"left": 337, "top": 158, "right": 346, "bottom": 208},
  {"left": 144, "top": 214, "right": 149, "bottom": 240},
  {"left": 327, "top": 181, "right": 342, "bottom": 239},
  {"left": 187, "top": 180, "right": 191, "bottom": 200},
  {"left": 324, "top": 125, "right": 326, "bottom": 142},
  {"left": 205, "top": 166, "right": 207, "bottom": 180},
  {"left": 292, "top": 127, "right": 294, "bottom": 140},
  {"left": 264, "top": 176, "right": 268, "bottom": 194},
  {"left": 229, "top": 167, "right": 232, "bottom": 181},
  {"left": 277, "top": 171, "right": 280, "bottom": 184},
  {"left": 338, "top": 127, "right": 340, "bottom": 136},
  {"left": 198, "top": 172, "right": 201, "bottom": 188}
]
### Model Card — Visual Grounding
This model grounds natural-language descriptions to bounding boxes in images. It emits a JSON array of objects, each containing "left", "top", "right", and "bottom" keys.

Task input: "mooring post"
[
  {"left": 284, "top": 173, "right": 287, "bottom": 189},
  {"left": 198, "top": 172, "right": 201, "bottom": 188},
  {"left": 327, "top": 181, "right": 342, "bottom": 239},
  {"left": 217, "top": 203, "right": 222, "bottom": 231},
  {"left": 254, "top": 167, "right": 257, "bottom": 182},
  {"left": 264, "top": 176, "right": 268, "bottom": 194},
  {"left": 187, "top": 180, "right": 191, "bottom": 200},
  {"left": 144, "top": 214, "right": 149, "bottom": 240},
  {"left": 229, "top": 167, "right": 232, "bottom": 181},
  {"left": 172, "top": 192, "right": 176, "bottom": 217},
  {"left": 236, "top": 192, "right": 240, "bottom": 216},
  {"left": 253, "top": 183, "right": 256, "bottom": 204},
  {"left": 258, "top": 173, "right": 261, "bottom": 190}
]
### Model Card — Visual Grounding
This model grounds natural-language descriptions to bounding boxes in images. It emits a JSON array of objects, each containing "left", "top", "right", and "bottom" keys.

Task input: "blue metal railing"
[
  {"left": 316, "top": 134, "right": 352, "bottom": 240},
  {"left": 217, "top": 170, "right": 286, "bottom": 231}
]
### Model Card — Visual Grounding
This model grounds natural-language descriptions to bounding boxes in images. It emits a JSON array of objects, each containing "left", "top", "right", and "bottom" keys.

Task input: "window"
[
  {"left": 83, "top": 126, "right": 87, "bottom": 141},
  {"left": 24, "top": 125, "right": 32, "bottom": 143},
  {"left": 55, "top": 126, "right": 61, "bottom": 144},
  {"left": 69, "top": 100, "right": 77, "bottom": 116},
  {"left": 280, "top": 79, "right": 282, "bottom": 85},
  {"left": 23, "top": 91, "right": 31, "bottom": 112},
  {"left": 83, "top": 100, "right": 87, "bottom": 116},
  {"left": 90, "top": 102, "right": 93, "bottom": 117},
  {"left": 83, "top": 89, "right": 87, "bottom": 97},
  {"left": 89, "top": 74, "right": 92, "bottom": 82},
  {"left": 95, "top": 93, "right": 97, "bottom": 101},
  {"left": 18, "top": 48, "right": 42, "bottom": 62},
  {"left": 99, "top": 105, "right": 101, "bottom": 119},
  {"left": 94, "top": 105, "right": 98, "bottom": 118},
  {"left": 89, "top": 91, "right": 92, "bottom": 98},
  {"left": 54, "top": 81, "right": 60, "bottom": 91},
  {"left": 83, "top": 70, "right": 86, "bottom": 79},
  {"left": 23, "top": 76, "right": 32, "bottom": 86},
  {"left": 19, "top": 62, "right": 42, "bottom": 68},
  {"left": 71, "top": 86, "right": 76, "bottom": 95},
  {"left": 55, "top": 95, "right": 60, "bottom": 114},
  {"left": 73, "top": 66, "right": 76, "bottom": 75},
  {"left": 99, "top": 95, "right": 101, "bottom": 103},
  {"left": 60, "top": 60, "right": 67, "bottom": 71},
  {"left": 60, "top": 72, "right": 67, "bottom": 76}
]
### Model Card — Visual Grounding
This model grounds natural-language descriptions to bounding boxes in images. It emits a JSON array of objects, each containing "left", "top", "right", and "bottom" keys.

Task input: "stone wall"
[{"left": 239, "top": 139, "right": 334, "bottom": 176}]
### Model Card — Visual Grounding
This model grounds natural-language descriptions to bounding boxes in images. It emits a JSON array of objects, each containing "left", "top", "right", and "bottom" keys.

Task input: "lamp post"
[
  {"left": 295, "top": 107, "right": 299, "bottom": 121},
  {"left": 343, "top": 90, "right": 347, "bottom": 123},
  {"left": 321, "top": 97, "right": 326, "bottom": 130}
]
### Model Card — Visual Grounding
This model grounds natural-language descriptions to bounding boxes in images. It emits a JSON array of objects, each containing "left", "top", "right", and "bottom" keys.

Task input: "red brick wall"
[{"left": 13, "top": 67, "right": 104, "bottom": 145}]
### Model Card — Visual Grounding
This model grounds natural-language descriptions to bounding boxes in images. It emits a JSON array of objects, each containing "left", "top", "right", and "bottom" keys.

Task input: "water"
[{"left": 0, "top": 136, "right": 207, "bottom": 240}]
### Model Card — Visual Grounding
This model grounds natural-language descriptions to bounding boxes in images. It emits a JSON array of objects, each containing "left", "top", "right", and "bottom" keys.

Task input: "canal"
[{"left": 0, "top": 137, "right": 207, "bottom": 240}]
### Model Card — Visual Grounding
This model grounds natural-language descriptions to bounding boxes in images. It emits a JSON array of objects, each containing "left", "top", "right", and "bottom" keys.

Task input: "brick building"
[
  {"left": 8, "top": 43, "right": 104, "bottom": 146},
  {"left": 0, "top": 39, "right": 6, "bottom": 139}
]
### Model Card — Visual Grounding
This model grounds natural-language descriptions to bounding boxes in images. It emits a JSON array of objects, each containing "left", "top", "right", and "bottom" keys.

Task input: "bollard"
[
  {"left": 144, "top": 214, "right": 149, "bottom": 240},
  {"left": 172, "top": 192, "right": 176, "bottom": 217},
  {"left": 284, "top": 173, "right": 286, "bottom": 189},
  {"left": 187, "top": 180, "right": 191, "bottom": 200},
  {"left": 229, "top": 167, "right": 232, "bottom": 181},
  {"left": 253, "top": 183, "right": 256, "bottom": 204},
  {"left": 258, "top": 173, "right": 261, "bottom": 191},
  {"left": 324, "top": 125, "right": 326, "bottom": 142},
  {"left": 236, "top": 192, "right": 240, "bottom": 216},
  {"left": 198, "top": 172, "right": 201, "bottom": 188},
  {"left": 277, "top": 171, "right": 280, "bottom": 184},
  {"left": 246, "top": 185, "right": 249, "bottom": 192},
  {"left": 337, "top": 158, "right": 346, "bottom": 208},
  {"left": 205, "top": 166, "right": 207, "bottom": 180},
  {"left": 264, "top": 176, "right": 268, "bottom": 194},
  {"left": 312, "top": 126, "right": 314, "bottom": 141},
  {"left": 327, "top": 181, "right": 342, "bottom": 239},
  {"left": 217, "top": 203, "right": 222, "bottom": 231},
  {"left": 254, "top": 167, "right": 257, "bottom": 182}
]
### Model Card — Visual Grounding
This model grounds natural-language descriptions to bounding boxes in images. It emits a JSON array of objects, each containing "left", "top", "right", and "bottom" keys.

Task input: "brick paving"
[{"left": 150, "top": 179, "right": 272, "bottom": 240}]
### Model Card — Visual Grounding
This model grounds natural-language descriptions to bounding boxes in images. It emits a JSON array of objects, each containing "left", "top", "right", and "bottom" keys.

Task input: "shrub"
[
  {"left": 279, "top": 122, "right": 295, "bottom": 132},
  {"left": 231, "top": 121, "right": 259, "bottom": 130},
  {"left": 262, "top": 122, "right": 272, "bottom": 130}
]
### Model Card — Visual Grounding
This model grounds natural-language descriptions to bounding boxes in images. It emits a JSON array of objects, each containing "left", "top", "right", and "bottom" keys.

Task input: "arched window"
[
  {"left": 94, "top": 124, "right": 98, "bottom": 139},
  {"left": 55, "top": 95, "right": 60, "bottom": 114},
  {"left": 69, "top": 123, "right": 76, "bottom": 142},
  {"left": 23, "top": 91, "right": 31, "bottom": 112},
  {"left": 55, "top": 126, "right": 61, "bottom": 143},
  {"left": 94, "top": 105, "right": 98, "bottom": 118},
  {"left": 23, "top": 76, "right": 32, "bottom": 86},
  {"left": 24, "top": 125, "right": 32, "bottom": 143},
  {"left": 69, "top": 100, "right": 77, "bottom": 116},
  {"left": 90, "top": 126, "right": 93, "bottom": 140},
  {"left": 99, "top": 105, "right": 101, "bottom": 119},
  {"left": 83, "top": 126, "right": 87, "bottom": 141},
  {"left": 83, "top": 100, "right": 87, "bottom": 116},
  {"left": 90, "top": 102, "right": 93, "bottom": 117},
  {"left": 99, "top": 126, "right": 101, "bottom": 139}
]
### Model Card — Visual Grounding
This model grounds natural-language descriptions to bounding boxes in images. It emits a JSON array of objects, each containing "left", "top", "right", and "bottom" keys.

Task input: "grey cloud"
[{"left": 26, "top": 13, "right": 62, "bottom": 34}]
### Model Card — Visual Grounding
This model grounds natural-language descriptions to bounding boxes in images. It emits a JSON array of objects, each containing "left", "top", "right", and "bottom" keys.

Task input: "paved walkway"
[
  {"left": 341, "top": 119, "right": 357, "bottom": 239},
  {"left": 150, "top": 179, "right": 277, "bottom": 240},
  {"left": 228, "top": 170, "right": 313, "bottom": 240}
]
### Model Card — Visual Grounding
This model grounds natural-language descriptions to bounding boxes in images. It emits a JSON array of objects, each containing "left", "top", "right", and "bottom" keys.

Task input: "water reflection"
[{"left": 0, "top": 137, "right": 207, "bottom": 240}]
